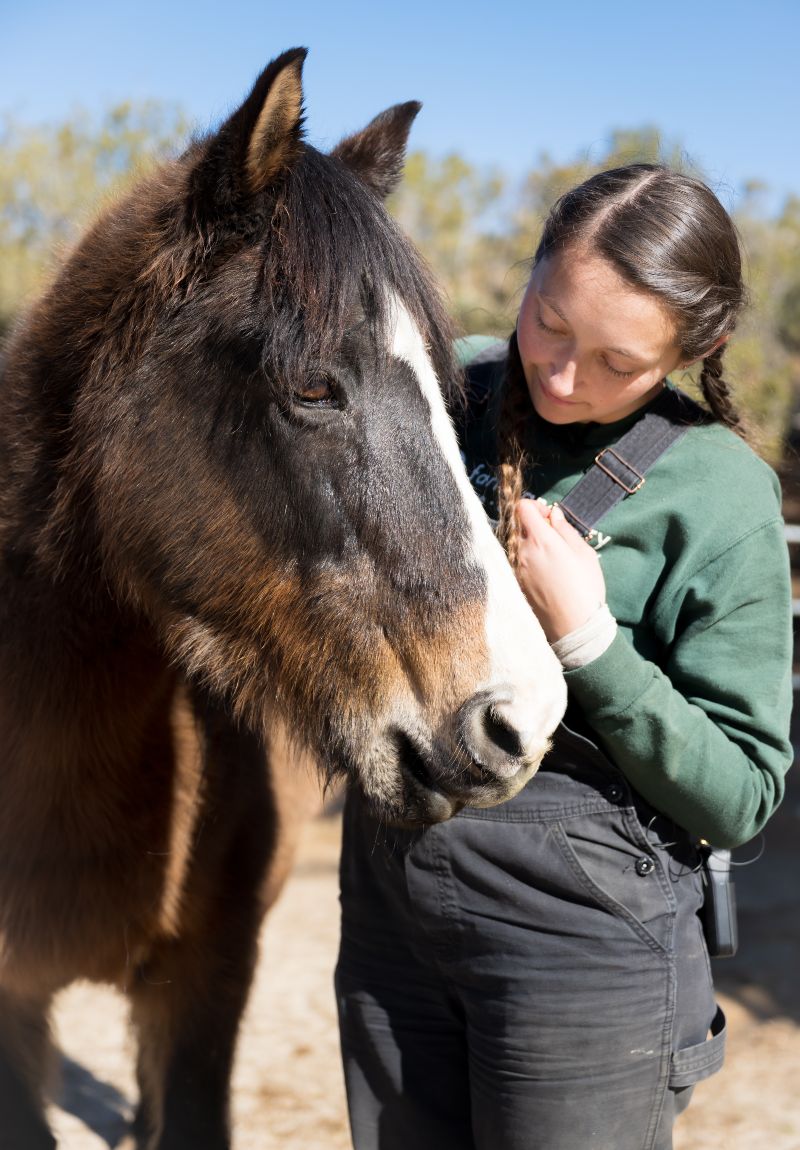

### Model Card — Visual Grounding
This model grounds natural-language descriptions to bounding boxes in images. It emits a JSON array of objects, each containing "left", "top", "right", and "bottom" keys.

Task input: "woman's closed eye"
[
  {"left": 601, "top": 357, "right": 636, "bottom": 379},
  {"left": 536, "top": 310, "right": 567, "bottom": 337}
]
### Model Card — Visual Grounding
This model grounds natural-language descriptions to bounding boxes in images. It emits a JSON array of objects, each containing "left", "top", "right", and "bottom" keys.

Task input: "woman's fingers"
[
  {"left": 547, "top": 504, "right": 589, "bottom": 551},
  {"left": 511, "top": 497, "right": 608, "bottom": 641},
  {"left": 516, "top": 498, "right": 552, "bottom": 541},
  {"left": 517, "top": 499, "right": 585, "bottom": 552}
]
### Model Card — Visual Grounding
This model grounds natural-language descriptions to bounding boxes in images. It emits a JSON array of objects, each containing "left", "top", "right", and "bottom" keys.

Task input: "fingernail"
[{"left": 550, "top": 505, "right": 564, "bottom": 523}]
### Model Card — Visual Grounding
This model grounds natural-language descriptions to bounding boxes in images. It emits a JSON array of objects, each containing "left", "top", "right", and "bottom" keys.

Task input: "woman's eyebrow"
[
  {"left": 605, "top": 345, "right": 641, "bottom": 360},
  {"left": 538, "top": 292, "right": 568, "bottom": 323}
]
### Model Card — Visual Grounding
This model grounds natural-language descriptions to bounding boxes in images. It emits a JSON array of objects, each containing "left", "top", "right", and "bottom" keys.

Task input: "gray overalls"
[{"left": 336, "top": 728, "right": 725, "bottom": 1150}]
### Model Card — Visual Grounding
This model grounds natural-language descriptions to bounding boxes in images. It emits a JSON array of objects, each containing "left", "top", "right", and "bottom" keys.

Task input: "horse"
[{"left": 0, "top": 48, "right": 566, "bottom": 1148}]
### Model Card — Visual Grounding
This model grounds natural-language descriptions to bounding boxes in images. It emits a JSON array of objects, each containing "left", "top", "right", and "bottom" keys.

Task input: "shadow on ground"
[
  {"left": 55, "top": 1056, "right": 132, "bottom": 1148},
  {"left": 711, "top": 705, "right": 800, "bottom": 1026}
]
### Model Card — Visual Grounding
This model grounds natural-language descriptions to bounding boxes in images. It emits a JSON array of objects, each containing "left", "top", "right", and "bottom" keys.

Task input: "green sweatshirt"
[{"left": 456, "top": 336, "right": 794, "bottom": 848}]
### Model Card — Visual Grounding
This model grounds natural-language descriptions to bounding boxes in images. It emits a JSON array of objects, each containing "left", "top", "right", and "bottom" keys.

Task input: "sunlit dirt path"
[{"left": 48, "top": 811, "right": 800, "bottom": 1150}]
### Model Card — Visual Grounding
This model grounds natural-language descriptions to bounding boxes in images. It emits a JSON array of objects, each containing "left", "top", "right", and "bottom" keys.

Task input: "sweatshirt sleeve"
[{"left": 563, "top": 517, "right": 794, "bottom": 847}]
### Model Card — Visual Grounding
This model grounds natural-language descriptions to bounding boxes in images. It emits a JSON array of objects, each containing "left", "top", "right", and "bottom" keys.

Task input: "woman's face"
[{"left": 517, "top": 247, "right": 684, "bottom": 425}]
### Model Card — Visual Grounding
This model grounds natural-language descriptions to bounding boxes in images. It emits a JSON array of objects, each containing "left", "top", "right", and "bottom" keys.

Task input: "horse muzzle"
[{"left": 369, "top": 688, "right": 555, "bottom": 827}]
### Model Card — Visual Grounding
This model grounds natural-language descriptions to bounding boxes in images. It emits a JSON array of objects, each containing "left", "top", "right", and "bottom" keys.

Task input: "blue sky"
[{"left": 2, "top": 0, "right": 799, "bottom": 212}]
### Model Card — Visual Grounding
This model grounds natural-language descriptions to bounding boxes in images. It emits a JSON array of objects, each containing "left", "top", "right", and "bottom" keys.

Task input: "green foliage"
[
  {"left": 727, "top": 190, "right": 800, "bottom": 460},
  {"left": 388, "top": 152, "right": 508, "bottom": 333},
  {"left": 778, "top": 283, "right": 800, "bottom": 354},
  {"left": 0, "top": 102, "right": 189, "bottom": 336},
  {"left": 0, "top": 111, "right": 796, "bottom": 461}
]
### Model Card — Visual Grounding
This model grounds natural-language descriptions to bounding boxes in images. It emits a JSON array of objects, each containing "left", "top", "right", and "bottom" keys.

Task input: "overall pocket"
[
  {"left": 669, "top": 1005, "right": 727, "bottom": 1088},
  {"left": 552, "top": 807, "right": 677, "bottom": 954}
]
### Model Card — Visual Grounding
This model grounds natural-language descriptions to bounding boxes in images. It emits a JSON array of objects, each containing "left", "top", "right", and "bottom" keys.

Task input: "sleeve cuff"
[{"left": 551, "top": 604, "right": 617, "bottom": 670}]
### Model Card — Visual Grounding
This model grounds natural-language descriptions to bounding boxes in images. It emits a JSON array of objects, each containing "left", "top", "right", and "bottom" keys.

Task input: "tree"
[
  {"left": 388, "top": 151, "right": 508, "bottom": 333},
  {"left": 1, "top": 107, "right": 796, "bottom": 461},
  {"left": 0, "top": 102, "right": 188, "bottom": 337},
  {"left": 778, "top": 283, "right": 800, "bottom": 355}
]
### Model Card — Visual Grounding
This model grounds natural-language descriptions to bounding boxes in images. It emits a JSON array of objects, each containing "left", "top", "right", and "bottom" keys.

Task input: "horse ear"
[
  {"left": 331, "top": 102, "right": 421, "bottom": 199},
  {"left": 242, "top": 48, "right": 307, "bottom": 194},
  {"left": 187, "top": 48, "right": 307, "bottom": 220}
]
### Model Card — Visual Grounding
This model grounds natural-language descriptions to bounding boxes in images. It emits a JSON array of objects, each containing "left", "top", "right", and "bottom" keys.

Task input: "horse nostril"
[
  {"left": 481, "top": 704, "right": 525, "bottom": 760},
  {"left": 459, "top": 690, "right": 530, "bottom": 781}
]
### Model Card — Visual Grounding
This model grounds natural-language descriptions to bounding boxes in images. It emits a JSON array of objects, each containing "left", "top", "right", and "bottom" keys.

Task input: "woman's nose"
[{"left": 547, "top": 355, "right": 578, "bottom": 396}]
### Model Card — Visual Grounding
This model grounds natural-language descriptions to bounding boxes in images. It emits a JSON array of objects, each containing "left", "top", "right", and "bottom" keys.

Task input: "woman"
[{"left": 335, "top": 164, "right": 794, "bottom": 1150}]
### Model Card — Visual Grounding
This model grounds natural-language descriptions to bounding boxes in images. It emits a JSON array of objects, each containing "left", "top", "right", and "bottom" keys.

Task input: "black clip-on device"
[{"left": 700, "top": 845, "right": 738, "bottom": 958}]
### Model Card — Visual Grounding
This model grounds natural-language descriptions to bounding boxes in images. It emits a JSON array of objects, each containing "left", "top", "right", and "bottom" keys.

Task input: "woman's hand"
[{"left": 515, "top": 500, "right": 607, "bottom": 643}]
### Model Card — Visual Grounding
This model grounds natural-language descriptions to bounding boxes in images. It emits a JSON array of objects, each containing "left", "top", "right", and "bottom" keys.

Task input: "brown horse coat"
[{"left": 0, "top": 49, "right": 565, "bottom": 1148}]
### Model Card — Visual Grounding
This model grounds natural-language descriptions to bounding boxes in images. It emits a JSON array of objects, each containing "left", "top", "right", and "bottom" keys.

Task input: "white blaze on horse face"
[{"left": 389, "top": 298, "right": 567, "bottom": 751}]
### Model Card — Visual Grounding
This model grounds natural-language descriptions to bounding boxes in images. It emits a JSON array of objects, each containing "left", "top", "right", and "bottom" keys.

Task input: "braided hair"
[
  {"left": 497, "top": 164, "right": 748, "bottom": 566},
  {"left": 698, "top": 345, "right": 744, "bottom": 435},
  {"left": 495, "top": 331, "right": 531, "bottom": 566}
]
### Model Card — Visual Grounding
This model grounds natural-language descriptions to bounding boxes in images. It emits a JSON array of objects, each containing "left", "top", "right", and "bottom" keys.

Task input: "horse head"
[{"left": 14, "top": 49, "right": 566, "bottom": 825}]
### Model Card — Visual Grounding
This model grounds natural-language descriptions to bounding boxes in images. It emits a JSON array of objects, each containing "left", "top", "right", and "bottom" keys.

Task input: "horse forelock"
[{"left": 255, "top": 146, "right": 460, "bottom": 401}]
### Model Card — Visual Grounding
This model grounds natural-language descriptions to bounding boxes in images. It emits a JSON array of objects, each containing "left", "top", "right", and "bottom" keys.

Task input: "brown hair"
[{"left": 497, "top": 163, "right": 747, "bottom": 561}]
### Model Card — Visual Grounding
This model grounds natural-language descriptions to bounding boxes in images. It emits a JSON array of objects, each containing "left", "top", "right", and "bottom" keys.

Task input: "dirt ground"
[{"left": 47, "top": 779, "right": 800, "bottom": 1150}]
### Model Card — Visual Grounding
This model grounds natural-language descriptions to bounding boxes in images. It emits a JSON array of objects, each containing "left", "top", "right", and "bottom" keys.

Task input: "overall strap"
[{"left": 558, "top": 387, "right": 703, "bottom": 540}]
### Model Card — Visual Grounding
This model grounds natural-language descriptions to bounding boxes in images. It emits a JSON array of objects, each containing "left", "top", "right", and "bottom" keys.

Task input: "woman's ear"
[{"left": 680, "top": 333, "right": 729, "bottom": 370}]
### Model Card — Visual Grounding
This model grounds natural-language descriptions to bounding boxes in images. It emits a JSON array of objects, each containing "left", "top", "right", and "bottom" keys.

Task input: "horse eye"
[{"left": 291, "top": 377, "right": 339, "bottom": 407}]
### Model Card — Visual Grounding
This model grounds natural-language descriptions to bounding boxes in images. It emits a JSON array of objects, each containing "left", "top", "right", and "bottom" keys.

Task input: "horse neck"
[
  {"left": 0, "top": 556, "right": 179, "bottom": 774},
  {"left": 0, "top": 210, "right": 193, "bottom": 772},
  {"left": 0, "top": 384, "right": 176, "bottom": 777}
]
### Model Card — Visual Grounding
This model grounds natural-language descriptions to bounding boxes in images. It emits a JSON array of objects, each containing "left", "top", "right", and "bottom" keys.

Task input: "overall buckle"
[{"left": 594, "top": 448, "right": 646, "bottom": 494}]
